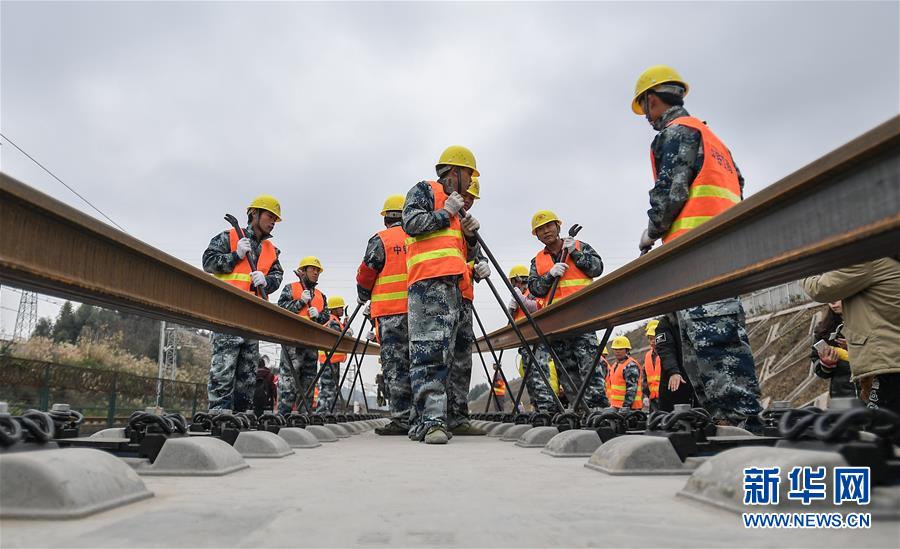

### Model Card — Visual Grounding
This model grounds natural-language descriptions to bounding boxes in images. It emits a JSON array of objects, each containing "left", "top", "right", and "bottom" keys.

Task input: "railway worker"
[
  {"left": 528, "top": 210, "right": 609, "bottom": 409},
  {"left": 643, "top": 319, "right": 662, "bottom": 411},
  {"left": 490, "top": 364, "right": 508, "bottom": 410},
  {"left": 606, "top": 336, "right": 643, "bottom": 410},
  {"left": 447, "top": 178, "right": 488, "bottom": 436},
  {"left": 653, "top": 314, "right": 698, "bottom": 411},
  {"left": 507, "top": 264, "right": 554, "bottom": 412},
  {"left": 630, "top": 65, "right": 763, "bottom": 430},
  {"left": 203, "top": 195, "right": 284, "bottom": 412},
  {"left": 401, "top": 145, "right": 488, "bottom": 444},
  {"left": 316, "top": 295, "right": 352, "bottom": 414},
  {"left": 276, "top": 256, "right": 331, "bottom": 415},
  {"left": 356, "top": 194, "right": 413, "bottom": 435}
]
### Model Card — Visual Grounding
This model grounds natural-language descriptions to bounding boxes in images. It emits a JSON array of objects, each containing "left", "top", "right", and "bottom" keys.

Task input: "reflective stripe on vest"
[
  {"left": 405, "top": 181, "right": 467, "bottom": 285},
  {"left": 290, "top": 282, "right": 325, "bottom": 320},
  {"left": 371, "top": 225, "right": 409, "bottom": 318},
  {"left": 606, "top": 357, "right": 643, "bottom": 409},
  {"left": 319, "top": 314, "right": 347, "bottom": 363},
  {"left": 643, "top": 350, "right": 661, "bottom": 399},
  {"left": 650, "top": 116, "right": 742, "bottom": 243},
  {"left": 533, "top": 241, "right": 592, "bottom": 301},
  {"left": 213, "top": 229, "right": 277, "bottom": 294}
]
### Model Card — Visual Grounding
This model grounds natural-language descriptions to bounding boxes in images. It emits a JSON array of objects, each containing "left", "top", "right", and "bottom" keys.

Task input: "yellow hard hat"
[
  {"left": 645, "top": 319, "right": 660, "bottom": 337},
  {"left": 531, "top": 210, "right": 561, "bottom": 234},
  {"left": 632, "top": 65, "right": 689, "bottom": 115},
  {"left": 298, "top": 256, "right": 324, "bottom": 271},
  {"left": 610, "top": 336, "right": 632, "bottom": 350},
  {"left": 436, "top": 145, "right": 480, "bottom": 177},
  {"left": 327, "top": 295, "right": 345, "bottom": 310},
  {"left": 508, "top": 265, "right": 529, "bottom": 279},
  {"left": 380, "top": 194, "right": 405, "bottom": 216},
  {"left": 467, "top": 176, "right": 481, "bottom": 199},
  {"left": 247, "top": 194, "right": 282, "bottom": 221}
]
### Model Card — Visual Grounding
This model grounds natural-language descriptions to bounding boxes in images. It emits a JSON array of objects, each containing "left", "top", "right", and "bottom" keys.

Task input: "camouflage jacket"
[
  {"left": 276, "top": 282, "right": 330, "bottom": 325},
  {"left": 647, "top": 106, "right": 745, "bottom": 240},
  {"left": 402, "top": 180, "right": 481, "bottom": 262},
  {"left": 202, "top": 226, "right": 283, "bottom": 296},
  {"left": 527, "top": 240, "right": 604, "bottom": 298}
]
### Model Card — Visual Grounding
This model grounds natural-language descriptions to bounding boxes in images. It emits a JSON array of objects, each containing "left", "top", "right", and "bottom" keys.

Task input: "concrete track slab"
[{"left": 2, "top": 432, "right": 897, "bottom": 547}]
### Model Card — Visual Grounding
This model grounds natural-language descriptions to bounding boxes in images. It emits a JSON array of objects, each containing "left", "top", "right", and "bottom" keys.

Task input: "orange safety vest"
[
  {"left": 371, "top": 225, "right": 409, "bottom": 318},
  {"left": 513, "top": 289, "right": 544, "bottom": 321},
  {"left": 606, "top": 356, "right": 644, "bottom": 410},
  {"left": 492, "top": 376, "right": 507, "bottom": 396},
  {"left": 533, "top": 241, "right": 592, "bottom": 302},
  {"left": 313, "top": 386, "right": 319, "bottom": 408},
  {"left": 214, "top": 229, "right": 277, "bottom": 293},
  {"left": 289, "top": 282, "right": 325, "bottom": 320},
  {"left": 643, "top": 350, "right": 661, "bottom": 399},
  {"left": 651, "top": 116, "right": 742, "bottom": 243},
  {"left": 318, "top": 314, "right": 348, "bottom": 364},
  {"left": 459, "top": 260, "right": 475, "bottom": 301},
  {"left": 406, "top": 181, "right": 467, "bottom": 286}
]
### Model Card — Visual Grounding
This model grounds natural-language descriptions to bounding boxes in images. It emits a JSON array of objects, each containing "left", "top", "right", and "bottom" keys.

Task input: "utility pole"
[{"left": 13, "top": 290, "right": 38, "bottom": 341}]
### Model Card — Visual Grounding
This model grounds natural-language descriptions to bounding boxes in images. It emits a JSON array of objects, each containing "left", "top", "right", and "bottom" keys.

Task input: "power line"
[{"left": 0, "top": 132, "right": 128, "bottom": 233}]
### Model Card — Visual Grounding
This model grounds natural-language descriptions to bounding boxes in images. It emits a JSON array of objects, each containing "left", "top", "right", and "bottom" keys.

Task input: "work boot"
[
  {"left": 450, "top": 422, "right": 485, "bottom": 436},
  {"left": 424, "top": 426, "right": 449, "bottom": 445},
  {"left": 375, "top": 420, "right": 408, "bottom": 436}
]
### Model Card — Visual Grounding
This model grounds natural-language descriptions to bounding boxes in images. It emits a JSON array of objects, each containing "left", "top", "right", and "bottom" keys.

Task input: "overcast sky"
[{"left": 2, "top": 1, "right": 898, "bottom": 390}]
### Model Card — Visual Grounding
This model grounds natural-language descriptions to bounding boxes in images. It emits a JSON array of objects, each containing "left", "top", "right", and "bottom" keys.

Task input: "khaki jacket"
[{"left": 802, "top": 258, "right": 900, "bottom": 380}]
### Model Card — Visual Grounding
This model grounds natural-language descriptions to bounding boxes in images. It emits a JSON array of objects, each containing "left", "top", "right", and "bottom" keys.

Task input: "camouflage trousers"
[
  {"left": 520, "top": 346, "right": 556, "bottom": 413},
  {"left": 277, "top": 345, "right": 318, "bottom": 415},
  {"left": 208, "top": 332, "right": 260, "bottom": 412},
  {"left": 317, "top": 363, "right": 340, "bottom": 414},
  {"left": 676, "top": 297, "right": 762, "bottom": 424},
  {"left": 407, "top": 277, "right": 472, "bottom": 437},
  {"left": 548, "top": 333, "right": 609, "bottom": 409},
  {"left": 447, "top": 300, "right": 474, "bottom": 429},
  {"left": 377, "top": 313, "right": 412, "bottom": 426}
]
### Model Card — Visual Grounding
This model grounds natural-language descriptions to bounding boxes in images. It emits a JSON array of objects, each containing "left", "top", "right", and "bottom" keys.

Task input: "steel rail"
[
  {"left": 478, "top": 115, "right": 900, "bottom": 350},
  {"left": 0, "top": 173, "right": 379, "bottom": 354}
]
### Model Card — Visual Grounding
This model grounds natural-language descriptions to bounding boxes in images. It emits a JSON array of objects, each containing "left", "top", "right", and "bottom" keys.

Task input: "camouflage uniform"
[
  {"left": 675, "top": 300, "right": 762, "bottom": 423},
  {"left": 203, "top": 227, "right": 283, "bottom": 411},
  {"left": 446, "top": 299, "right": 475, "bottom": 429},
  {"left": 276, "top": 283, "right": 330, "bottom": 415},
  {"left": 647, "top": 105, "right": 761, "bottom": 425},
  {"left": 520, "top": 345, "right": 556, "bottom": 413},
  {"left": 402, "top": 181, "right": 480, "bottom": 438},
  {"left": 529, "top": 241, "right": 609, "bottom": 409},
  {"left": 316, "top": 315, "right": 344, "bottom": 414},
  {"left": 357, "top": 223, "right": 412, "bottom": 426}
]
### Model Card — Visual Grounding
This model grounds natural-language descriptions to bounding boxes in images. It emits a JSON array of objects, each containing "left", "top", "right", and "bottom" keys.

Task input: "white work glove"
[
  {"left": 367, "top": 329, "right": 377, "bottom": 341},
  {"left": 474, "top": 260, "right": 491, "bottom": 279},
  {"left": 508, "top": 296, "right": 520, "bottom": 312},
  {"left": 443, "top": 192, "right": 465, "bottom": 216},
  {"left": 461, "top": 214, "right": 480, "bottom": 236},
  {"left": 235, "top": 237, "right": 252, "bottom": 259},
  {"left": 363, "top": 301, "right": 371, "bottom": 317},
  {"left": 250, "top": 270, "right": 266, "bottom": 288},
  {"left": 639, "top": 229, "right": 655, "bottom": 255},
  {"left": 515, "top": 287, "right": 539, "bottom": 313},
  {"left": 307, "top": 306, "right": 319, "bottom": 319},
  {"left": 563, "top": 237, "right": 577, "bottom": 254},
  {"left": 300, "top": 290, "right": 312, "bottom": 304},
  {"left": 548, "top": 262, "right": 568, "bottom": 278},
  {"left": 345, "top": 327, "right": 354, "bottom": 338}
]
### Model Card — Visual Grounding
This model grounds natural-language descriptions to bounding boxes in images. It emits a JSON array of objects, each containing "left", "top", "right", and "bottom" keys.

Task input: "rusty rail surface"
[
  {"left": 0, "top": 174, "right": 378, "bottom": 354},
  {"left": 478, "top": 115, "right": 900, "bottom": 350}
]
